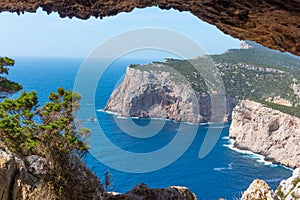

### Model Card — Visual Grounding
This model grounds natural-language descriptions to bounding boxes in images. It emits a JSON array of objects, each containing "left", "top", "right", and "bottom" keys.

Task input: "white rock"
[
  {"left": 230, "top": 100, "right": 300, "bottom": 168},
  {"left": 241, "top": 179, "right": 279, "bottom": 200}
]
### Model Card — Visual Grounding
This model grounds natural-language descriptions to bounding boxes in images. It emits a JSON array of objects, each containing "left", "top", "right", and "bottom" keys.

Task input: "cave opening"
[{"left": 0, "top": 2, "right": 300, "bottom": 200}]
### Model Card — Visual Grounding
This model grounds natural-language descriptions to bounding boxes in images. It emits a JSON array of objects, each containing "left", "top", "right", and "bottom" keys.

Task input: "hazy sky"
[{"left": 0, "top": 6, "right": 240, "bottom": 58}]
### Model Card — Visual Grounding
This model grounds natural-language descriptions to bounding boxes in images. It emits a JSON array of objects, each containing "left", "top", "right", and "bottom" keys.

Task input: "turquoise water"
[{"left": 8, "top": 57, "right": 292, "bottom": 199}]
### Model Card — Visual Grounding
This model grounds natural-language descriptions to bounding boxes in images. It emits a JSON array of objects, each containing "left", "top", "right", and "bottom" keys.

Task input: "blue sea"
[{"left": 8, "top": 57, "right": 292, "bottom": 199}]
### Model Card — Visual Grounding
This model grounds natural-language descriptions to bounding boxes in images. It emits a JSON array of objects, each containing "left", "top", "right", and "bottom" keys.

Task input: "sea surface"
[{"left": 8, "top": 57, "right": 292, "bottom": 199}]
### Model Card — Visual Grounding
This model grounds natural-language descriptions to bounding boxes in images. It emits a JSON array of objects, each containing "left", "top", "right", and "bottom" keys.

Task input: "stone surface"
[
  {"left": 105, "top": 66, "right": 236, "bottom": 124},
  {"left": 107, "top": 183, "right": 197, "bottom": 200},
  {"left": 0, "top": 142, "right": 103, "bottom": 200},
  {"left": 229, "top": 100, "right": 300, "bottom": 168},
  {"left": 241, "top": 179, "right": 279, "bottom": 200},
  {"left": 0, "top": 148, "right": 17, "bottom": 200},
  {"left": 276, "top": 168, "right": 300, "bottom": 200},
  {"left": 0, "top": 0, "right": 300, "bottom": 56},
  {"left": 0, "top": 144, "right": 53, "bottom": 200},
  {"left": 25, "top": 155, "right": 48, "bottom": 177}
]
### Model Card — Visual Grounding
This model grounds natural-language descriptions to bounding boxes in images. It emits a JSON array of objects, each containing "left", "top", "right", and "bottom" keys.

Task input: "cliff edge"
[{"left": 229, "top": 100, "right": 300, "bottom": 169}]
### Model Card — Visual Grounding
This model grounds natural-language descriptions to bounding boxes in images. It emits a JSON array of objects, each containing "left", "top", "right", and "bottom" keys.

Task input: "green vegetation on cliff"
[
  {"left": 249, "top": 98, "right": 300, "bottom": 118},
  {"left": 0, "top": 88, "right": 96, "bottom": 198},
  {"left": 0, "top": 56, "right": 103, "bottom": 199},
  {"left": 211, "top": 41, "right": 300, "bottom": 72}
]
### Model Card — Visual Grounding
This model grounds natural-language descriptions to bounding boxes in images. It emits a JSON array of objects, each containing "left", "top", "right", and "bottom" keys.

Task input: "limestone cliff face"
[
  {"left": 0, "top": 0, "right": 299, "bottom": 56},
  {"left": 106, "top": 66, "right": 204, "bottom": 124},
  {"left": 229, "top": 100, "right": 300, "bottom": 168},
  {"left": 105, "top": 66, "right": 236, "bottom": 124}
]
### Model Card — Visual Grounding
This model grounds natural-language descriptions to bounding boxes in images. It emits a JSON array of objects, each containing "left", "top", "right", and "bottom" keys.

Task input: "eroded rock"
[
  {"left": 241, "top": 179, "right": 279, "bottom": 200},
  {"left": 0, "top": 0, "right": 299, "bottom": 56},
  {"left": 107, "top": 183, "right": 197, "bottom": 200}
]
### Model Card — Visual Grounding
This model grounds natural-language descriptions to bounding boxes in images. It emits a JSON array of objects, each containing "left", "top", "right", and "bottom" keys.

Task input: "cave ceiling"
[{"left": 1, "top": 0, "right": 300, "bottom": 56}]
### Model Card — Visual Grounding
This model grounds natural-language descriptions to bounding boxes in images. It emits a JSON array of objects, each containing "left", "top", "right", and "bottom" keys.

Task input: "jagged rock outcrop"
[
  {"left": 107, "top": 183, "right": 197, "bottom": 200},
  {"left": 0, "top": 1, "right": 300, "bottom": 56},
  {"left": 229, "top": 100, "right": 300, "bottom": 168},
  {"left": 105, "top": 66, "right": 236, "bottom": 124},
  {"left": 276, "top": 168, "right": 300, "bottom": 200},
  {"left": 0, "top": 143, "right": 54, "bottom": 200},
  {"left": 241, "top": 179, "right": 280, "bottom": 200},
  {"left": 241, "top": 169, "right": 300, "bottom": 200},
  {"left": 0, "top": 142, "right": 103, "bottom": 200}
]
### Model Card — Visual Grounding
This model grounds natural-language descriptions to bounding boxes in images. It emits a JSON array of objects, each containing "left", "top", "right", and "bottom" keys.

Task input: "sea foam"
[{"left": 223, "top": 139, "right": 278, "bottom": 167}]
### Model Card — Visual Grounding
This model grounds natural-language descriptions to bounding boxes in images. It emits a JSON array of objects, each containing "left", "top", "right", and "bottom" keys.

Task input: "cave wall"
[{"left": 0, "top": 0, "right": 300, "bottom": 56}]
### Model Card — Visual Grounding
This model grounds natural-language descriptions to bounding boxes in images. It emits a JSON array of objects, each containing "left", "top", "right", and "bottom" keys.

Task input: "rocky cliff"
[
  {"left": 241, "top": 168, "right": 300, "bottom": 200},
  {"left": 105, "top": 65, "right": 236, "bottom": 124},
  {"left": 241, "top": 179, "right": 280, "bottom": 200},
  {"left": 276, "top": 168, "right": 300, "bottom": 200},
  {"left": 229, "top": 100, "right": 300, "bottom": 169},
  {"left": 0, "top": 0, "right": 299, "bottom": 56},
  {"left": 0, "top": 141, "right": 105, "bottom": 200},
  {"left": 0, "top": 143, "right": 55, "bottom": 200}
]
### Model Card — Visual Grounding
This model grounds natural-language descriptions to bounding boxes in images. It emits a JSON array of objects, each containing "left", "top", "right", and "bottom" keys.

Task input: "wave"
[
  {"left": 97, "top": 109, "right": 122, "bottom": 116},
  {"left": 206, "top": 126, "right": 228, "bottom": 129},
  {"left": 213, "top": 163, "right": 233, "bottom": 172},
  {"left": 96, "top": 108, "right": 211, "bottom": 126},
  {"left": 264, "top": 178, "right": 284, "bottom": 183},
  {"left": 222, "top": 136, "right": 230, "bottom": 140},
  {"left": 223, "top": 139, "right": 276, "bottom": 167},
  {"left": 223, "top": 138, "right": 293, "bottom": 171}
]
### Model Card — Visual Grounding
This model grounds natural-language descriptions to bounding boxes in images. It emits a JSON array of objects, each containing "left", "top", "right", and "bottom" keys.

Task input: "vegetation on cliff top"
[{"left": 249, "top": 98, "right": 300, "bottom": 118}]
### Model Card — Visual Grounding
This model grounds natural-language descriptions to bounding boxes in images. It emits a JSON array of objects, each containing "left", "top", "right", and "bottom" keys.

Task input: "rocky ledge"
[
  {"left": 105, "top": 65, "right": 237, "bottom": 124},
  {"left": 229, "top": 100, "right": 300, "bottom": 169},
  {"left": 107, "top": 184, "right": 196, "bottom": 200}
]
